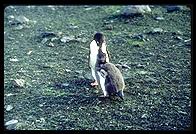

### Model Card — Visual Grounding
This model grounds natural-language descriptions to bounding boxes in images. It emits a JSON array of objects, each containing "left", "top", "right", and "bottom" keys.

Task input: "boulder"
[{"left": 122, "top": 5, "right": 151, "bottom": 16}]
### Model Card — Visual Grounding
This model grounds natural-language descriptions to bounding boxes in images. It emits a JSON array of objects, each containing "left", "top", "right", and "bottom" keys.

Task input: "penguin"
[
  {"left": 97, "top": 62, "right": 125, "bottom": 100},
  {"left": 89, "top": 32, "right": 110, "bottom": 87}
]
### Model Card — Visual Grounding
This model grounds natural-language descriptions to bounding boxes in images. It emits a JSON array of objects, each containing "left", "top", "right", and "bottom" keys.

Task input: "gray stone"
[
  {"left": 5, "top": 105, "right": 14, "bottom": 111},
  {"left": 153, "top": 28, "right": 163, "bottom": 33},
  {"left": 60, "top": 36, "right": 75, "bottom": 43},
  {"left": 165, "top": 5, "right": 184, "bottom": 13},
  {"left": 13, "top": 79, "right": 25, "bottom": 88},
  {"left": 47, "top": 42, "right": 55, "bottom": 47},
  {"left": 122, "top": 5, "right": 151, "bottom": 16},
  {"left": 15, "top": 16, "right": 30, "bottom": 24},
  {"left": 155, "top": 16, "right": 165, "bottom": 20},
  {"left": 5, "top": 119, "right": 18, "bottom": 126}
]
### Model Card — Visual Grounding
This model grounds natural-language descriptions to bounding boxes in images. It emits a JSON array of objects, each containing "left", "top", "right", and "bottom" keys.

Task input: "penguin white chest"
[{"left": 89, "top": 40, "right": 99, "bottom": 68}]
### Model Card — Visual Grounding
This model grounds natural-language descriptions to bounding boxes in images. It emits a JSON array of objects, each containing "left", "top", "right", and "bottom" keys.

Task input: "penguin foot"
[{"left": 90, "top": 81, "right": 99, "bottom": 87}]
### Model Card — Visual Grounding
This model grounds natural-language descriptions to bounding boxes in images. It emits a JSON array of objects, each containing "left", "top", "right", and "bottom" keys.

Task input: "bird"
[
  {"left": 89, "top": 32, "right": 110, "bottom": 87},
  {"left": 97, "top": 62, "right": 125, "bottom": 100}
]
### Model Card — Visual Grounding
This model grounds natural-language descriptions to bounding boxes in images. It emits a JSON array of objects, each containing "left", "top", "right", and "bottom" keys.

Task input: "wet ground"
[{"left": 4, "top": 5, "right": 191, "bottom": 130}]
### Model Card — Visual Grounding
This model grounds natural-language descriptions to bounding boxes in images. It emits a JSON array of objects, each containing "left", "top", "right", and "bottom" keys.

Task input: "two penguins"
[{"left": 89, "top": 33, "right": 125, "bottom": 100}]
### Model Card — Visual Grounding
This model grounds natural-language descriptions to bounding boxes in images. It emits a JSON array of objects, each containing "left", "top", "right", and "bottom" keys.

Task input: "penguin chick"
[
  {"left": 98, "top": 63, "right": 125, "bottom": 100},
  {"left": 89, "top": 32, "right": 110, "bottom": 87}
]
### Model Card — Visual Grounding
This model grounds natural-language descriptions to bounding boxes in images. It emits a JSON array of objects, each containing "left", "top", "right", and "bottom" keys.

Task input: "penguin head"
[{"left": 93, "top": 32, "right": 105, "bottom": 47}]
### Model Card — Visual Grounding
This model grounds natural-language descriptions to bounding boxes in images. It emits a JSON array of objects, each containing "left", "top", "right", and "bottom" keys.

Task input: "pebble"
[
  {"left": 10, "top": 58, "right": 19, "bottom": 62},
  {"left": 41, "top": 38, "right": 48, "bottom": 44},
  {"left": 5, "top": 105, "right": 14, "bottom": 111},
  {"left": 184, "top": 39, "right": 191, "bottom": 43},
  {"left": 141, "top": 114, "right": 148, "bottom": 118},
  {"left": 15, "top": 15, "right": 30, "bottom": 24},
  {"left": 14, "top": 25, "right": 24, "bottom": 30},
  {"left": 40, "top": 32, "right": 56, "bottom": 38},
  {"left": 137, "top": 70, "right": 148, "bottom": 75},
  {"left": 5, "top": 119, "right": 18, "bottom": 126},
  {"left": 175, "top": 36, "right": 183, "bottom": 40},
  {"left": 7, "top": 15, "right": 15, "bottom": 20},
  {"left": 47, "top": 42, "right": 55, "bottom": 47},
  {"left": 153, "top": 28, "right": 163, "bottom": 33},
  {"left": 27, "top": 50, "right": 33, "bottom": 55},
  {"left": 65, "top": 69, "right": 71, "bottom": 72},
  {"left": 75, "top": 70, "right": 82, "bottom": 74},
  {"left": 61, "top": 83, "right": 69, "bottom": 87},
  {"left": 13, "top": 79, "right": 25, "bottom": 88},
  {"left": 85, "top": 7, "right": 92, "bottom": 11},
  {"left": 155, "top": 16, "right": 164, "bottom": 20},
  {"left": 121, "top": 64, "right": 131, "bottom": 69},
  {"left": 104, "top": 24, "right": 113, "bottom": 30},
  {"left": 60, "top": 36, "right": 75, "bottom": 43},
  {"left": 5, "top": 93, "right": 15, "bottom": 97}
]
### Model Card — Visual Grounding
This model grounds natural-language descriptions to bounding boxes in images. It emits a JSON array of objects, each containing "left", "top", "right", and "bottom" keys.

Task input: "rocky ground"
[{"left": 4, "top": 5, "right": 191, "bottom": 130}]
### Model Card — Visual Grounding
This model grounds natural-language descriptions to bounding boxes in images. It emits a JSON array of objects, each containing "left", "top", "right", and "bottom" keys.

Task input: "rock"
[
  {"left": 15, "top": 16, "right": 30, "bottom": 24},
  {"left": 178, "top": 111, "right": 187, "bottom": 115},
  {"left": 76, "top": 38, "right": 87, "bottom": 43},
  {"left": 65, "top": 69, "right": 71, "bottom": 72},
  {"left": 5, "top": 105, "right": 14, "bottom": 111},
  {"left": 155, "top": 16, "right": 164, "bottom": 20},
  {"left": 165, "top": 5, "right": 184, "bottom": 13},
  {"left": 27, "top": 50, "right": 33, "bottom": 55},
  {"left": 130, "top": 33, "right": 145, "bottom": 40},
  {"left": 55, "top": 83, "right": 70, "bottom": 88},
  {"left": 5, "top": 119, "right": 18, "bottom": 126},
  {"left": 75, "top": 70, "right": 83, "bottom": 74},
  {"left": 61, "top": 83, "right": 69, "bottom": 87},
  {"left": 141, "top": 114, "right": 148, "bottom": 118},
  {"left": 83, "top": 72, "right": 92, "bottom": 80},
  {"left": 69, "top": 25, "right": 79, "bottom": 29},
  {"left": 121, "top": 64, "right": 131, "bottom": 69},
  {"left": 60, "top": 36, "right": 75, "bottom": 43},
  {"left": 41, "top": 38, "right": 48, "bottom": 44},
  {"left": 5, "top": 93, "right": 15, "bottom": 97},
  {"left": 85, "top": 7, "right": 92, "bottom": 11},
  {"left": 14, "top": 25, "right": 24, "bottom": 30},
  {"left": 153, "top": 28, "right": 163, "bottom": 33},
  {"left": 104, "top": 24, "right": 113, "bottom": 30},
  {"left": 136, "top": 64, "right": 146, "bottom": 68},
  {"left": 115, "top": 64, "right": 122, "bottom": 69},
  {"left": 10, "top": 58, "right": 19, "bottom": 62},
  {"left": 40, "top": 32, "right": 56, "bottom": 38},
  {"left": 147, "top": 28, "right": 164, "bottom": 35},
  {"left": 137, "top": 70, "right": 148, "bottom": 75},
  {"left": 13, "top": 79, "right": 25, "bottom": 88},
  {"left": 122, "top": 5, "right": 151, "bottom": 16},
  {"left": 184, "top": 39, "right": 191, "bottom": 43},
  {"left": 47, "top": 42, "right": 55, "bottom": 47},
  {"left": 7, "top": 15, "right": 15, "bottom": 20},
  {"left": 175, "top": 36, "right": 183, "bottom": 40}
]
